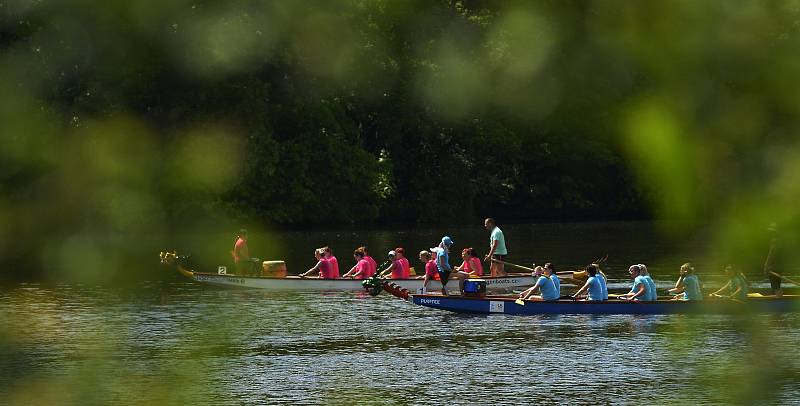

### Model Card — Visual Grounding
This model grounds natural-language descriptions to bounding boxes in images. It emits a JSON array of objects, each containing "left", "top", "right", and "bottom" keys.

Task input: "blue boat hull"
[{"left": 411, "top": 295, "right": 800, "bottom": 315}]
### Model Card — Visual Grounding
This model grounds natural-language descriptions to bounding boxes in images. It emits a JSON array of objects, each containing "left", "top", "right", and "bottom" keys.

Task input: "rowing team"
[
  {"left": 297, "top": 236, "right": 481, "bottom": 282},
  {"left": 519, "top": 262, "right": 749, "bottom": 302}
]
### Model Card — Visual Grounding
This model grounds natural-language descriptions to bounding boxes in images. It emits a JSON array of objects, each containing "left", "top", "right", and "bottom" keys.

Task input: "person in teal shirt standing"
[
  {"left": 669, "top": 262, "right": 703, "bottom": 300},
  {"left": 483, "top": 218, "right": 508, "bottom": 277},
  {"left": 710, "top": 264, "right": 748, "bottom": 300}
]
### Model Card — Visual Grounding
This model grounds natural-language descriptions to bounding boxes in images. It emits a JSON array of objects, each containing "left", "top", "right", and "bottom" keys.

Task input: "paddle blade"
[{"left": 515, "top": 299, "right": 525, "bottom": 306}]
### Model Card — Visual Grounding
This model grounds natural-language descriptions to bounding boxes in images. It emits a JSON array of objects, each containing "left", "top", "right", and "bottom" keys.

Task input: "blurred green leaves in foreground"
[{"left": 1, "top": 0, "right": 800, "bottom": 281}]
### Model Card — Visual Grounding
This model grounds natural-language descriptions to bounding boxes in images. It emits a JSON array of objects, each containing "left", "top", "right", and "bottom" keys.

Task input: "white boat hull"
[{"left": 180, "top": 267, "right": 535, "bottom": 293}]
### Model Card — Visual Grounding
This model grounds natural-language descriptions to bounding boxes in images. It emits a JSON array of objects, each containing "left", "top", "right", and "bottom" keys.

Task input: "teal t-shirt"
[
  {"left": 683, "top": 274, "right": 702, "bottom": 300},
  {"left": 730, "top": 274, "right": 748, "bottom": 300},
  {"left": 630, "top": 275, "right": 649, "bottom": 300},
  {"left": 537, "top": 275, "right": 559, "bottom": 301},
  {"left": 643, "top": 275, "right": 657, "bottom": 301},
  {"left": 587, "top": 276, "right": 603, "bottom": 301},
  {"left": 597, "top": 273, "right": 608, "bottom": 300},
  {"left": 550, "top": 274, "right": 561, "bottom": 296},
  {"left": 490, "top": 227, "right": 507, "bottom": 255}
]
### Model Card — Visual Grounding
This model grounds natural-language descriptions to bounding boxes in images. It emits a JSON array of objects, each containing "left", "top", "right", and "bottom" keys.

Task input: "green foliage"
[{"left": 1, "top": 0, "right": 799, "bottom": 281}]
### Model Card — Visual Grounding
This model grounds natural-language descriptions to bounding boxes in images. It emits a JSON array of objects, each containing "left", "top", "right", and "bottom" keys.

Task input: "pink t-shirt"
[
  {"left": 390, "top": 259, "right": 404, "bottom": 279},
  {"left": 425, "top": 259, "right": 438, "bottom": 277},
  {"left": 365, "top": 256, "right": 377, "bottom": 278},
  {"left": 354, "top": 258, "right": 371, "bottom": 279},
  {"left": 328, "top": 256, "right": 340, "bottom": 278},
  {"left": 469, "top": 257, "right": 484, "bottom": 276},
  {"left": 398, "top": 257, "right": 410, "bottom": 279},
  {"left": 319, "top": 258, "right": 335, "bottom": 279}
]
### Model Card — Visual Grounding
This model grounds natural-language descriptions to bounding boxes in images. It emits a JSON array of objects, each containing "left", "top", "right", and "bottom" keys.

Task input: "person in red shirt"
[{"left": 232, "top": 229, "right": 250, "bottom": 274}]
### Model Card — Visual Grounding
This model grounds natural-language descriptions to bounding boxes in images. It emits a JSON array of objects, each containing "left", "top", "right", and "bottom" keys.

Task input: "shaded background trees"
[{"left": 1, "top": 0, "right": 799, "bottom": 279}]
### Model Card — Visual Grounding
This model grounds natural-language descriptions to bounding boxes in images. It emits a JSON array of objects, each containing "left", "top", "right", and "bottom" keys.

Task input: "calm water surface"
[
  {"left": 2, "top": 222, "right": 799, "bottom": 404},
  {"left": 3, "top": 283, "right": 800, "bottom": 405}
]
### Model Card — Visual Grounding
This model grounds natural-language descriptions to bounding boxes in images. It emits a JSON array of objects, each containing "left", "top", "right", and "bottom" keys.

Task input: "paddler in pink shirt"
[
  {"left": 395, "top": 247, "right": 411, "bottom": 278},
  {"left": 343, "top": 249, "right": 371, "bottom": 279},
  {"left": 360, "top": 246, "right": 378, "bottom": 278},
  {"left": 379, "top": 250, "right": 406, "bottom": 279},
  {"left": 322, "top": 246, "right": 340, "bottom": 278},
  {"left": 299, "top": 249, "right": 335, "bottom": 279},
  {"left": 456, "top": 247, "right": 484, "bottom": 277}
]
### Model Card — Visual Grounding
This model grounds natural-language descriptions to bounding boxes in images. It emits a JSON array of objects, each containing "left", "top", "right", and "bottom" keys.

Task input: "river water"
[{"left": 2, "top": 222, "right": 799, "bottom": 404}]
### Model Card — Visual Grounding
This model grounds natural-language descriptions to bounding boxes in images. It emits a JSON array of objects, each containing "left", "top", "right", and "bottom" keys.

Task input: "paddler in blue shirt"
[
  {"left": 641, "top": 264, "right": 658, "bottom": 300},
  {"left": 620, "top": 264, "right": 651, "bottom": 301},
  {"left": 544, "top": 263, "right": 560, "bottom": 296},
  {"left": 710, "top": 264, "right": 748, "bottom": 300},
  {"left": 594, "top": 263, "right": 609, "bottom": 300},
  {"left": 519, "top": 265, "right": 559, "bottom": 301},
  {"left": 571, "top": 264, "right": 604, "bottom": 301},
  {"left": 669, "top": 262, "right": 703, "bottom": 300}
]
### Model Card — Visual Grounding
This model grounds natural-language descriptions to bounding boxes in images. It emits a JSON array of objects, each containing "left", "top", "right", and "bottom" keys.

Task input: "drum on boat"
[{"left": 262, "top": 260, "right": 287, "bottom": 277}]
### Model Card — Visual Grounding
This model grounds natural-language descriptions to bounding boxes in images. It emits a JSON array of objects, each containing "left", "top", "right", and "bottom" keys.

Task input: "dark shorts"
[
  {"left": 438, "top": 270, "right": 451, "bottom": 286},
  {"left": 769, "top": 273, "right": 783, "bottom": 291},
  {"left": 492, "top": 254, "right": 507, "bottom": 261}
]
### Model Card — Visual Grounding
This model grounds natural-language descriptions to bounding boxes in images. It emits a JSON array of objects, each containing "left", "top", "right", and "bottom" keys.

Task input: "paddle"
[
  {"left": 492, "top": 259, "right": 574, "bottom": 276},
  {"left": 770, "top": 271, "right": 800, "bottom": 286},
  {"left": 492, "top": 258, "right": 533, "bottom": 272}
]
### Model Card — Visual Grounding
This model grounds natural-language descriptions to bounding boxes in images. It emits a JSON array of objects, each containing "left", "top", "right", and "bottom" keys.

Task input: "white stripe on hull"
[{"left": 185, "top": 270, "right": 535, "bottom": 292}]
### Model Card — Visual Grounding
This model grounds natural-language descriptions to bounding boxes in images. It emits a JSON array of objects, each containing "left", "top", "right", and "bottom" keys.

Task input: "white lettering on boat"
[
  {"left": 195, "top": 274, "right": 246, "bottom": 285},
  {"left": 419, "top": 298, "right": 441, "bottom": 305},
  {"left": 485, "top": 278, "right": 522, "bottom": 285}
]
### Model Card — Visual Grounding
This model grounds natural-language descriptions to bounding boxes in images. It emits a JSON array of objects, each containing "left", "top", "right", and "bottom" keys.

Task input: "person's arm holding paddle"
[
  {"left": 669, "top": 268, "right": 687, "bottom": 296},
  {"left": 341, "top": 264, "right": 357, "bottom": 278},
  {"left": 299, "top": 261, "right": 322, "bottom": 278},
  {"left": 379, "top": 261, "right": 398, "bottom": 279},
  {"left": 709, "top": 281, "right": 731, "bottom": 298},
  {"left": 299, "top": 249, "right": 324, "bottom": 278},
  {"left": 621, "top": 284, "right": 646, "bottom": 301},
  {"left": 484, "top": 241, "right": 497, "bottom": 266},
  {"left": 572, "top": 279, "right": 591, "bottom": 300},
  {"left": 521, "top": 280, "right": 543, "bottom": 300}
]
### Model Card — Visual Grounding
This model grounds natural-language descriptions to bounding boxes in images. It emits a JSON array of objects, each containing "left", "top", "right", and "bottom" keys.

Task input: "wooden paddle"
[
  {"left": 770, "top": 271, "right": 800, "bottom": 286},
  {"left": 491, "top": 258, "right": 575, "bottom": 277},
  {"left": 492, "top": 258, "right": 533, "bottom": 272}
]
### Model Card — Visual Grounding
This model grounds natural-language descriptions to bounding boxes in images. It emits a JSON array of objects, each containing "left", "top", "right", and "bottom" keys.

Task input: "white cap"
[{"left": 388, "top": 250, "right": 396, "bottom": 257}]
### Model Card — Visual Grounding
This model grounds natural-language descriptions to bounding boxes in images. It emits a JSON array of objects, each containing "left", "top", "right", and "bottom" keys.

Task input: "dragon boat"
[
  {"left": 160, "top": 251, "right": 547, "bottom": 293},
  {"left": 381, "top": 282, "right": 800, "bottom": 315}
]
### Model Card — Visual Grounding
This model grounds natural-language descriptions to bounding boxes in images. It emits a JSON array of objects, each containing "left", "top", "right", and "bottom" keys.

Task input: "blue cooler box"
[{"left": 463, "top": 279, "right": 486, "bottom": 297}]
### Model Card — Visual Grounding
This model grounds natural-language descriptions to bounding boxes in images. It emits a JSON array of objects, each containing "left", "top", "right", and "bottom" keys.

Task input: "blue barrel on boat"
[{"left": 463, "top": 279, "right": 486, "bottom": 297}]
